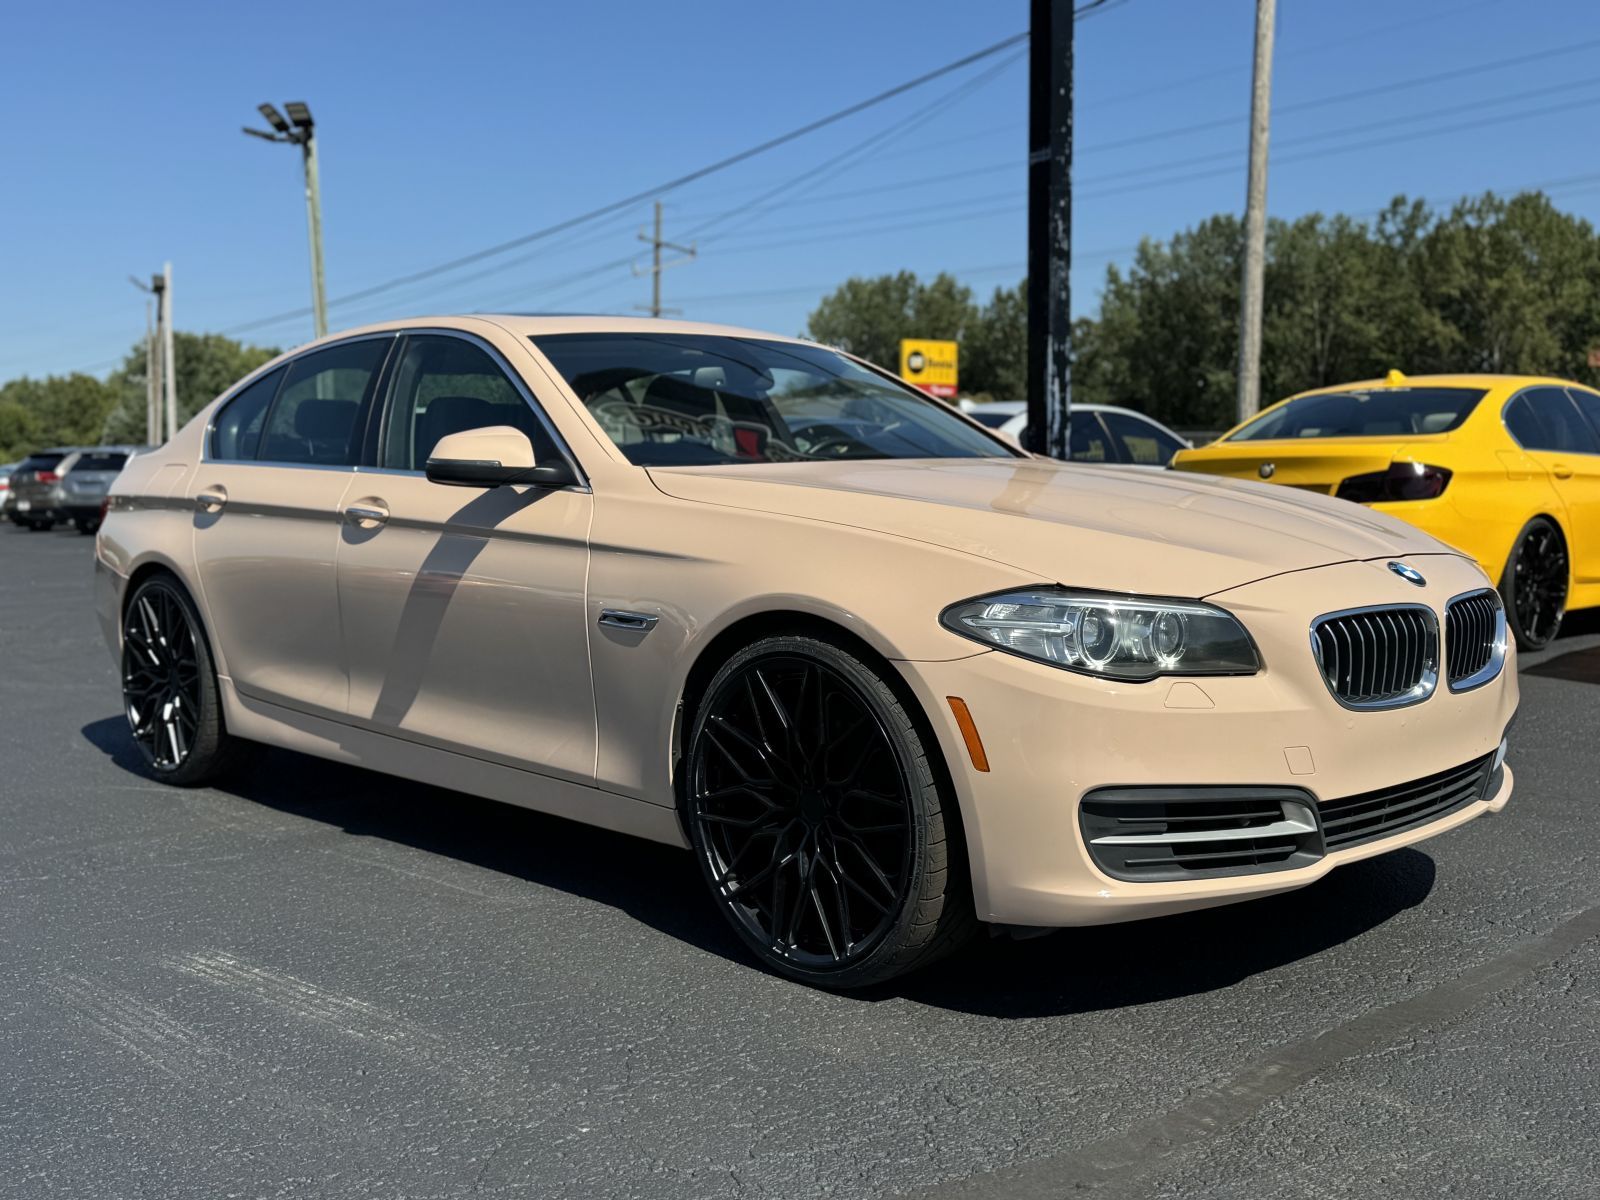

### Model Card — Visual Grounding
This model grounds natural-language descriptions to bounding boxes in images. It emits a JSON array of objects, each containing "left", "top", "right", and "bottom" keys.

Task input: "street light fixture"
[{"left": 243, "top": 99, "right": 328, "bottom": 339}]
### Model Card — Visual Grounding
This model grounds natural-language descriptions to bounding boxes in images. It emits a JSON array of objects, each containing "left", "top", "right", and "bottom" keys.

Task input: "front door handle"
[
  {"left": 1551, "top": 462, "right": 1575, "bottom": 479},
  {"left": 195, "top": 487, "right": 228, "bottom": 513},
  {"left": 598, "top": 609, "right": 659, "bottom": 632},
  {"left": 343, "top": 500, "right": 390, "bottom": 528}
]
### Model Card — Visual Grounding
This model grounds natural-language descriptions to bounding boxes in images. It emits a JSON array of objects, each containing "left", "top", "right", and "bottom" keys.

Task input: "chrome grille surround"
[
  {"left": 1309, "top": 603, "right": 1439, "bottom": 711},
  {"left": 1444, "top": 588, "right": 1507, "bottom": 692}
]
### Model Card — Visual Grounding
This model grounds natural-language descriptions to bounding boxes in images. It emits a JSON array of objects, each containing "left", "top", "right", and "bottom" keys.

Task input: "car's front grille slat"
[
  {"left": 1445, "top": 589, "right": 1504, "bottom": 690},
  {"left": 1311, "top": 604, "right": 1438, "bottom": 709}
]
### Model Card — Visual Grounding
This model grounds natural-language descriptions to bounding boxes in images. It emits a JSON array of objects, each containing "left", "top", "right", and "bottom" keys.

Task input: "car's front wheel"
[
  {"left": 684, "top": 635, "right": 974, "bottom": 988},
  {"left": 121, "top": 575, "right": 235, "bottom": 785},
  {"left": 1501, "top": 516, "right": 1568, "bottom": 651}
]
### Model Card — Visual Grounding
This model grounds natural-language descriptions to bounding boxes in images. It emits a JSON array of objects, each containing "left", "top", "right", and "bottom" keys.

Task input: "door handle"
[
  {"left": 343, "top": 500, "right": 390, "bottom": 527},
  {"left": 195, "top": 487, "right": 228, "bottom": 513},
  {"left": 1552, "top": 462, "right": 1575, "bottom": 479},
  {"left": 598, "top": 609, "right": 659, "bottom": 632}
]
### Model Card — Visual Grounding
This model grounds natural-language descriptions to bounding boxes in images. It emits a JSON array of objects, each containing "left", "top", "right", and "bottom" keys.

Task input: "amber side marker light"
[{"left": 946, "top": 696, "right": 990, "bottom": 772}]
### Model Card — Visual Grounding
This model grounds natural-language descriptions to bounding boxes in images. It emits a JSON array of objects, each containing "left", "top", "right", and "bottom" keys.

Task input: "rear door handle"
[
  {"left": 1552, "top": 462, "right": 1575, "bottom": 479},
  {"left": 195, "top": 487, "right": 228, "bottom": 513},
  {"left": 343, "top": 500, "right": 390, "bottom": 528}
]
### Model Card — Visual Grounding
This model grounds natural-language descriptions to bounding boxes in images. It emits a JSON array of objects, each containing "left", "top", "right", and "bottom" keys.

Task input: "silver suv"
[{"left": 6, "top": 446, "right": 146, "bottom": 534}]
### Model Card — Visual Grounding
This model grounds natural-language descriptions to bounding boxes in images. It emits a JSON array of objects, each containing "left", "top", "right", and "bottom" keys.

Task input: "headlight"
[{"left": 940, "top": 589, "right": 1260, "bottom": 680}]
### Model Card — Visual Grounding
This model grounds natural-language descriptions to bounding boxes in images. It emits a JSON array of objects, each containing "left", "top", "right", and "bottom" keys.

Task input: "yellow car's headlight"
[{"left": 941, "top": 589, "right": 1260, "bottom": 681}]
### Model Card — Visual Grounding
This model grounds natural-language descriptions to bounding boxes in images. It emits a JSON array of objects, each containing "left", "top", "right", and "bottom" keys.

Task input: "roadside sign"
[{"left": 899, "top": 338, "right": 959, "bottom": 398}]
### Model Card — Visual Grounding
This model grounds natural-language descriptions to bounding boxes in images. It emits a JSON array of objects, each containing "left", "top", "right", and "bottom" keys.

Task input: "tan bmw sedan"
[{"left": 96, "top": 316, "right": 1517, "bottom": 987}]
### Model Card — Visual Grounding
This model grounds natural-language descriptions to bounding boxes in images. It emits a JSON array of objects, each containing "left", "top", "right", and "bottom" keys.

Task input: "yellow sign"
[{"left": 899, "top": 338, "right": 959, "bottom": 398}]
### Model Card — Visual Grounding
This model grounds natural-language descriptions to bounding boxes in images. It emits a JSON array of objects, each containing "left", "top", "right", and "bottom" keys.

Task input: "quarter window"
[
  {"left": 260, "top": 340, "right": 389, "bottom": 465},
  {"left": 210, "top": 368, "right": 284, "bottom": 461},
  {"left": 381, "top": 335, "right": 560, "bottom": 471}
]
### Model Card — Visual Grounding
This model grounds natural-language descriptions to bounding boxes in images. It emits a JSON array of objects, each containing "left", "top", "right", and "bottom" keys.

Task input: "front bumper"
[{"left": 897, "top": 553, "right": 1519, "bottom": 927}]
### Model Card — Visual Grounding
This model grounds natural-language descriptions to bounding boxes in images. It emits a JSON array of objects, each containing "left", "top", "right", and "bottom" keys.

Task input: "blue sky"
[{"left": 3, "top": 0, "right": 1599, "bottom": 381}]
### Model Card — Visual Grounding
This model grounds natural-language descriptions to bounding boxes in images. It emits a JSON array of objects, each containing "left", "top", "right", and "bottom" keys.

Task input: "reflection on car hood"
[{"left": 647, "top": 457, "right": 1458, "bottom": 596}]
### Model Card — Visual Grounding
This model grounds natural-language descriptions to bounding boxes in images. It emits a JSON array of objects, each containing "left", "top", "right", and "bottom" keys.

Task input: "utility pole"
[
  {"left": 145, "top": 300, "right": 157, "bottom": 445},
  {"left": 244, "top": 101, "right": 328, "bottom": 339},
  {"left": 633, "top": 201, "right": 696, "bottom": 318},
  {"left": 1026, "top": 0, "right": 1073, "bottom": 460},
  {"left": 1235, "top": 0, "right": 1277, "bottom": 422},
  {"left": 160, "top": 262, "right": 177, "bottom": 442}
]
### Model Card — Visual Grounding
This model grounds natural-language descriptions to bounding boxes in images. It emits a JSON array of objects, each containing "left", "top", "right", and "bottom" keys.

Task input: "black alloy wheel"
[
  {"left": 685, "top": 635, "right": 973, "bottom": 988},
  {"left": 1501, "top": 517, "right": 1568, "bottom": 651},
  {"left": 121, "top": 576, "right": 235, "bottom": 785}
]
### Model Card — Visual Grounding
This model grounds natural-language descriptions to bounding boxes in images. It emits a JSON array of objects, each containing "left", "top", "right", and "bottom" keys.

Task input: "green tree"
[
  {"left": 101, "top": 332, "right": 280, "bottom": 444},
  {"left": 806, "top": 270, "right": 975, "bottom": 377},
  {"left": 0, "top": 374, "right": 118, "bottom": 461},
  {"left": 962, "top": 280, "right": 1028, "bottom": 401}
]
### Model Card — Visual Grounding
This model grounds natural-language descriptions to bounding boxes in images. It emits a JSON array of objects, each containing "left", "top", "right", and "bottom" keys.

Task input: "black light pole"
[{"left": 1026, "top": 0, "right": 1073, "bottom": 459}]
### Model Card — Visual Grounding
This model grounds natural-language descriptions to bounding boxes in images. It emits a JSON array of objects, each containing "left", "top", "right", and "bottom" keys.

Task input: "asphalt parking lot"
[{"left": 4, "top": 522, "right": 1600, "bottom": 1200}]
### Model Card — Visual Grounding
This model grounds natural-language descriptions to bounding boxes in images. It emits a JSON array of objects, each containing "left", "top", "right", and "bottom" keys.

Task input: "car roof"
[
  {"left": 304, "top": 313, "right": 818, "bottom": 345},
  {"left": 1291, "top": 373, "right": 1585, "bottom": 399}
]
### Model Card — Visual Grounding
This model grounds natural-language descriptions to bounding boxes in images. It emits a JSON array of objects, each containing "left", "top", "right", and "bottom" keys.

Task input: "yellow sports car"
[{"left": 1173, "top": 372, "right": 1600, "bottom": 650}]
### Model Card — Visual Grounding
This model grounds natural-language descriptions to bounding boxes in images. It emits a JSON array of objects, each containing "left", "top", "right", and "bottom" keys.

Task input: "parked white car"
[{"left": 998, "top": 404, "right": 1191, "bottom": 467}]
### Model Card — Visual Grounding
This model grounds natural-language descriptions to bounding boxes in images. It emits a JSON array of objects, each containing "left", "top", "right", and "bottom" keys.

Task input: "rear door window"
[
  {"left": 1570, "top": 388, "right": 1600, "bottom": 436},
  {"left": 1070, "top": 413, "right": 1116, "bottom": 463},
  {"left": 260, "top": 340, "right": 391, "bottom": 465},
  {"left": 1513, "top": 387, "right": 1600, "bottom": 455}
]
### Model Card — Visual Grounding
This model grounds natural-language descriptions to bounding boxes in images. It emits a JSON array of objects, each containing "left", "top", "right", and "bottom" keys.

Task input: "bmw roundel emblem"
[
  {"left": 1388, "top": 561, "right": 1427, "bottom": 587},
  {"left": 1258, "top": 462, "right": 1275, "bottom": 479}
]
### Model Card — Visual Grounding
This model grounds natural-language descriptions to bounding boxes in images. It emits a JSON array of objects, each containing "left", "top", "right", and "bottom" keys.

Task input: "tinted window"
[
  {"left": 1231, "top": 387, "right": 1486, "bottom": 441},
  {"left": 69, "top": 452, "right": 128, "bottom": 472},
  {"left": 1101, "top": 411, "right": 1184, "bottom": 465},
  {"left": 212, "top": 368, "right": 285, "bottom": 461},
  {"left": 17, "top": 453, "right": 65, "bottom": 472},
  {"left": 1518, "top": 386, "right": 1600, "bottom": 454},
  {"left": 382, "top": 335, "right": 560, "bottom": 470},
  {"left": 1503, "top": 395, "right": 1546, "bottom": 447},
  {"left": 1014, "top": 417, "right": 1115, "bottom": 461},
  {"left": 967, "top": 409, "right": 1018, "bottom": 429},
  {"left": 533, "top": 333, "right": 1012, "bottom": 466},
  {"left": 260, "top": 341, "right": 389, "bottom": 465},
  {"left": 1570, "top": 388, "right": 1600, "bottom": 435}
]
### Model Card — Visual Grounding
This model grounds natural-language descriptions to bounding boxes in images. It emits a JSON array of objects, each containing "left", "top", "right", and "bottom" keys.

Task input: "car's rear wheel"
[
  {"left": 121, "top": 575, "right": 235, "bottom": 785},
  {"left": 26, "top": 518, "right": 53, "bottom": 532},
  {"left": 75, "top": 518, "right": 100, "bottom": 535},
  {"left": 1501, "top": 516, "right": 1568, "bottom": 651},
  {"left": 684, "top": 635, "right": 974, "bottom": 988}
]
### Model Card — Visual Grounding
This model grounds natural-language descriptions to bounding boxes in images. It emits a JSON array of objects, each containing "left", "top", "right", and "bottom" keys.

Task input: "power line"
[{"left": 219, "top": 30, "right": 1036, "bottom": 336}]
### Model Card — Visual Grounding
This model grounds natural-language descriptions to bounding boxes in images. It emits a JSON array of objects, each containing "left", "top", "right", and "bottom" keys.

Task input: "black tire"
[
  {"left": 121, "top": 574, "right": 236, "bottom": 786},
  {"left": 26, "top": 518, "right": 53, "bottom": 532},
  {"left": 75, "top": 518, "right": 100, "bottom": 536},
  {"left": 1500, "top": 516, "right": 1568, "bottom": 651},
  {"left": 684, "top": 635, "right": 975, "bottom": 988}
]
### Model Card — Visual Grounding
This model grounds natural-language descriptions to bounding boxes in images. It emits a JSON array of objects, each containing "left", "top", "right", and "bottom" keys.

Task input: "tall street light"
[{"left": 244, "top": 101, "right": 328, "bottom": 339}]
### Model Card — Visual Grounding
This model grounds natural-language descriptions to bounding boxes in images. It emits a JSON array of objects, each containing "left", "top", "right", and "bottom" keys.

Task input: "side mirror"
[{"left": 424, "top": 425, "right": 577, "bottom": 489}]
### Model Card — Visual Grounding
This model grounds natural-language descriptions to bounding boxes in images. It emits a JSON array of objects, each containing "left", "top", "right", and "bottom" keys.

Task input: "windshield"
[
  {"left": 531, "top": 333, "right": 1014, "bottom": 466},
  {"left": 1230, "top": 387, "right": 1487, "bottom": 441}
]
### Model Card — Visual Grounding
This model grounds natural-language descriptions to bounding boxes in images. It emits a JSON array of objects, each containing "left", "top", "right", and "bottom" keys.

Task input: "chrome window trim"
[
  {"left": 1308, "top": 602, "right": 1440, "bottom": 712},
  {"left": 1444, "top": 586, "right": 1508, "bottom": 694},
  {"left": 381, "top": 327, "right": 590, "bottom": 491},
  {"left": 203, "top": 331, "right": 398, "bottom": 467}
]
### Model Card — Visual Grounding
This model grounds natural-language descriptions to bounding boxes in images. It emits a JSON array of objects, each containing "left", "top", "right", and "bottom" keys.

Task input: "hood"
[{"left": 647, "top": 458, "right": 1457, "bottom": 596}]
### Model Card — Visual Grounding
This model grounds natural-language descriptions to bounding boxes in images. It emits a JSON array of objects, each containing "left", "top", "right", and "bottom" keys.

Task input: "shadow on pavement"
[{"left": 82, "top": 715, "right": 1436, "bottom": 1016}]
